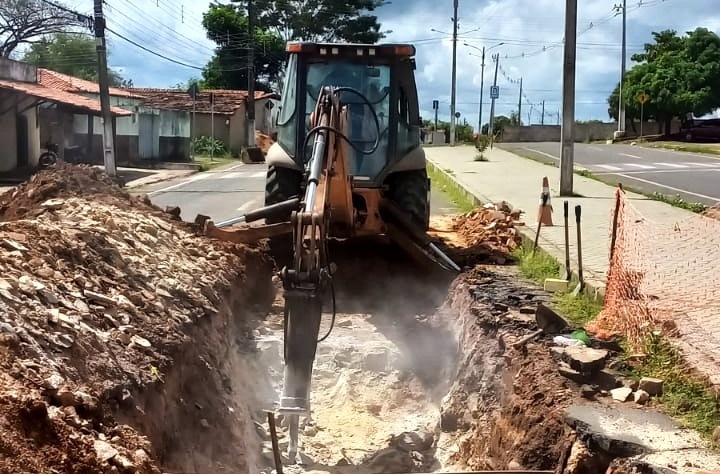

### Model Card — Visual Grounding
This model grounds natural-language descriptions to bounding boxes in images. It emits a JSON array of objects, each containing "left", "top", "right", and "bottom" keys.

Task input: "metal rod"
[
  {"left": 428, "top": 242, "right": 461, "bottom": 272},
  {"left": 265, "top": 411, "right": 283, "bottom": 474},
  {"left": 215, "top": 215, "right": 247, "bottom": 228}
]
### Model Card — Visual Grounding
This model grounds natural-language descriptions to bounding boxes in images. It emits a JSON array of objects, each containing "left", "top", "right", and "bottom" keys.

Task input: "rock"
[
  {"left": 253, "top": 421, "right": 269, "bottom": 440},
  {"left": 56, "top": 389, "right": 78, "bottom": 407},
  {"left": 634, "top": 389, "right": 650, "bottom": 405},
  {"left": 552, "top": 345, "right": 608, "bottom": 374},
  {"left": 84, "top": 290, "right": 116, "bottom": 307},
  {"left": 43, "top": 373, "right": 65, "bottom": 391},
  {"left": 94, "top": 439, "right": 119, "bottom": 462},
  {"left": 363, "top": 349, "right": 388, "bottom": 372},
  {"left": 368, "top": 448, "right": 414, "bottom": 472},
  {"left": 391, "top": 431, "right": 435, "bottom": 452},
  {"left": 638, "top": 377, "right": 664, "bottom": 396},
  {"left": 594, "top": 369, "right": 624, "bottom": 391},
  {"left": 199, "top": 418, "right": 210, "bottom": 428},
  {"left": 129, "top": 335, "right": 152, "bottom": 351},
  {"left": 519, "top": 306, "right": 536, "bottom": 314},
  {"left": 610, "top": 386, "right": 633, "bottom": 402},
  {"left": 581, "top": 384, "right": 597, "bottom": 399},
  {"left": 507, "top": 460, "right": 524, "bottom": 469},
  {"left": 713, "top": 426, "right": 720, "bottom": 446},
  {"left": 558, "top": 362, "right": 585, "bottom": 383},
  {"left": 303, "top": 424, "right": 319, "bottom": 436},
  {"left": 111, "top": 454, "right": 136, "bottom": 473}
]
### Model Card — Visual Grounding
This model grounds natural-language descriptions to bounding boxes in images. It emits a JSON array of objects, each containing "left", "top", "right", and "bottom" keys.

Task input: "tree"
[
  {"left": 607, "top": 28, "right": 720, "bottom": 135},
  {"left": 253, "top": 0, "right": 388, "bottom": 43},
  {"left": 0, "top": 0, "right": 88, "bottom": 58},
  {"left": 22, "top": 33, "right": 130, "bottom": 87},
  {"left": 200, "top": 4, "right": 285, "bottom": 91},
  {"left": 482, "top": 115, "right": 513, "bottom": 135}
]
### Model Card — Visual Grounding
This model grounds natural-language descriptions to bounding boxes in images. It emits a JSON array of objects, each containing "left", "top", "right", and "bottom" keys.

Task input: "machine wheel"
[
  {"left": 386, "top": 169, "right": 431, "bottom": 231},
  {"left": 264, "top": 165, "right": 303, "bottom": 264},
  {"left": 264, "top": 165, "right": 304, "bottom": 222}
]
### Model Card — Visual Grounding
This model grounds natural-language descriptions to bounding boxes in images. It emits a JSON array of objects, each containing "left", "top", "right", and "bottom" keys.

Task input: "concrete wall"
[
  {"left": 0, "top": 57, "right": 36, "bottom": 82},
  {"left": 502, "top": 120, "right": 683, "bottom": 143}
]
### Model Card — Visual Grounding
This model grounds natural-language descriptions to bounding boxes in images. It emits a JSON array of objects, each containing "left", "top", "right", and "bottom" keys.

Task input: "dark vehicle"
[{"left": 680, "top": 118, "right": 720, "bottom": 142}]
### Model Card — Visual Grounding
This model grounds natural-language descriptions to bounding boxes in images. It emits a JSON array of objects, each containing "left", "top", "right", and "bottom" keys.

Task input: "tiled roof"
[
  {"left": 130, "top": 88, "right": 277, "bottom": 115},
  {"left": 0, "top": 79, "right": 132, "bottom": 116},
  {"left": 38, "top": 69, "right": 141, "bottom": 98}
]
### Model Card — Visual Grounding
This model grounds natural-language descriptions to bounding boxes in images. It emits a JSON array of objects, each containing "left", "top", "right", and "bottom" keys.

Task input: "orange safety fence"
[{"left": 588, "top": 189, "right": 720, "bottom": 383}]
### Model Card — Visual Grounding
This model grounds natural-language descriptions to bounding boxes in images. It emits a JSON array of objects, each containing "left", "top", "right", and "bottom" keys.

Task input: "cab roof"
[{"left": 286, "top": 43, "right": 416, "bottom": 57}]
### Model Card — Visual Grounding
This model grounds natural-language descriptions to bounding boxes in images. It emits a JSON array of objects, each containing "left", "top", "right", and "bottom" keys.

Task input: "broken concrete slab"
[
  {"left": 551, "top": 345, "right": 609, "bottom": 374},
  {"left": 565, "top": 404, "right": 720, "bottom": 469},
  {"left": 633, "top": 389, "right": 650, "bottom": 405},
  {"left": 639, "top": 376, "right": 664, "bottom": 396},
  {"left": 610, "top": 386, "right": 633, "bottom": 402}
]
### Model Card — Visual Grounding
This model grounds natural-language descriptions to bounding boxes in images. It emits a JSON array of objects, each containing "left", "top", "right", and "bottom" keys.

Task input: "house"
[
  {"left": 37, "top": 69, "right": 191, "bottom": 163},
  {"left": 0, "top": 57, "right": 130, "bottom": 175},
  {"left": 131, "top": 88, "right": 279, "bottom": 156}
]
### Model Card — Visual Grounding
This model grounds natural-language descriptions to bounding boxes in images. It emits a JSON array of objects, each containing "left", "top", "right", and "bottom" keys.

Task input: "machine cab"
[{"left": 273, "top": 43, "right": 424, "bottom": 186}]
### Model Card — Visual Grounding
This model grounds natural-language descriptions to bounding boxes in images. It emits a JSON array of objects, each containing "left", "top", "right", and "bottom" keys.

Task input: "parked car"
[{"left": 680, "top": 118, "right": 720, "bottom": 142}]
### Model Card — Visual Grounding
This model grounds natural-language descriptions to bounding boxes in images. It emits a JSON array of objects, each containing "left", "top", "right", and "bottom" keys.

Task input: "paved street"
[
  {"left": 501, "top": 142, "right": 720, "bottom": 206},
  {"left": 136, "top": 162, "right": 457, "bottom": 223}
]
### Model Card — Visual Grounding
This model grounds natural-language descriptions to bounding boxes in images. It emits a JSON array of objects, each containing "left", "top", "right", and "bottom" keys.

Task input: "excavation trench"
[{"left": 137, "top": 236, "right": 578, "bottom": 474}]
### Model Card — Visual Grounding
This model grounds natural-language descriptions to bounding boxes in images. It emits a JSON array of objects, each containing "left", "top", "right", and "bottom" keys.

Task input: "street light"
[{"left": 464, "top": 42, "right": 503, "bottom": 134}]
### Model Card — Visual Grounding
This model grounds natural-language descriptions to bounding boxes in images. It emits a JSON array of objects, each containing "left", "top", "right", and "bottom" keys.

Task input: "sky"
[{"left": 64, "top": 0, "right": 720, "bottom": 126}]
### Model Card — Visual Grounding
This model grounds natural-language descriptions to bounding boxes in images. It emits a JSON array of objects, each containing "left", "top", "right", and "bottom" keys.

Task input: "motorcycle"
[{"left": 38, "top": 141, "right": 59, "bottom": 170}]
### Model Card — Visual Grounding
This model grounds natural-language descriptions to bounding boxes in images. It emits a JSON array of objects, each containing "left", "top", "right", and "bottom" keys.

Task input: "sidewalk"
[{"left": 425, "top": 145, "right": 696, "bottom": 295}]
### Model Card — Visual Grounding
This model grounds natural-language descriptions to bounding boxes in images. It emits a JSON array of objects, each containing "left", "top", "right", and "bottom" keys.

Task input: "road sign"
[
  {"left": 432, "top": 100, "right": 439, "bottom": 110},
  {"left": 490, "top": 86, "right": 500, "bottom": 99},
  {"left": 637, "top": 92, "right": 650, "bottom": 104},
  {"left": 454, "top": 112, "right": 461, "bottom": 118}
]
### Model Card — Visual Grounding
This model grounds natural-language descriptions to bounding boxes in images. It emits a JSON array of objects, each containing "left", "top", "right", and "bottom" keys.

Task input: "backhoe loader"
[{"left": 202, "top": 42, "right": 459, "bottom": 462}]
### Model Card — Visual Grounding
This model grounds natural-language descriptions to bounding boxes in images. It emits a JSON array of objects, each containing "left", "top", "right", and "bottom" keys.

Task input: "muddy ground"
[{"left": 0, "top": 164, "right": 709, "bottom": 474}]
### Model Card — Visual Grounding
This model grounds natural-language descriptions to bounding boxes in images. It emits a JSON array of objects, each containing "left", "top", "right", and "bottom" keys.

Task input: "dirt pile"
[
  {"left": 431, "top": 201, "right": 523, "bottom": 266},
  {"left": 0, "top": 164, "right": 273, "bottom": 473}
]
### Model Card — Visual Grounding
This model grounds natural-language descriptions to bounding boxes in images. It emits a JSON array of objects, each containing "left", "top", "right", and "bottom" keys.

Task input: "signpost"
[
  {"left": 432, "top": 99, "right": 439, "bottom": 131},
  {"left": 490, "top": 85, "right": 499, "bottom": 99},
  {"left": 637, "top": 92, "right": 650, "bottom": 142}
]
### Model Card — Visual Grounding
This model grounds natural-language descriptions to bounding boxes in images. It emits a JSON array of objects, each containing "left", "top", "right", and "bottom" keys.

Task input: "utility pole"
[
  {"left": 93, "top": 0, "right": 116, "bottom": 177},
  {"left": 449, "top": 0, "right": 459, "bottom": 146},
  {"left": 560, "top": 0, "right": 577, "bottom": 196},
  {"left": 517, "top": 77, "right": 523, "bottom": 126},
  {"left": 488, "top": 53, "right": 499, "bottom": 144},
  {"left": 246, "top": 0, "right": 256, "bottom": 148},
  {"left": 541, "top": 100, "right": 545, "bottom": 125},
  {"left": 615, "top": 0, "right": 627, "bottom": 137},
  {"left": 478, "top": 46, "right": 485, "bottom": 134}
]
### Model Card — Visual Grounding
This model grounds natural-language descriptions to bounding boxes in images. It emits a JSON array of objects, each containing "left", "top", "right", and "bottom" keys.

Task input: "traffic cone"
[{"left": 537, "top": 176, "right": 554, "bottom": 226}]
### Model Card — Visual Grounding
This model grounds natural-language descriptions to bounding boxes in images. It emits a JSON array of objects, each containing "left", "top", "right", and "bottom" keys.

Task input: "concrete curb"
[
  {"left": 427, "top": 158, "right": 606, "bottom": 302},
  {"left": 123, "top": 170, "right": 198, "bottom": 190}
]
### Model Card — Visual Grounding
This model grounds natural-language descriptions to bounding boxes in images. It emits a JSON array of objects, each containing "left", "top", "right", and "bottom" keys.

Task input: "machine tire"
[
  {"left": 264, "top": 165, "right": 304, "bottom": 222},
  {"left": 386, "top": 169, "right": 431, "bottom": 231},
  {"left": 264, "top": 165, "right": 303, "bottom": 265}
]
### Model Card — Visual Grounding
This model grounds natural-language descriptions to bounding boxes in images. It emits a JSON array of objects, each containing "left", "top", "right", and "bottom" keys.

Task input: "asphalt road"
[
  {"left": 501, "top": 142, "right": 720, "bottom": 205},
  {"left": 136, "top": 162, "right": 457, "bottom": 223}
]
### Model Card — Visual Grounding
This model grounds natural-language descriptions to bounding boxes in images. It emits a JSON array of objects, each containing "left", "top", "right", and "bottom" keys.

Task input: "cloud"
[{"left": 66, "top": 0, "right": 719, "bottom": 125}]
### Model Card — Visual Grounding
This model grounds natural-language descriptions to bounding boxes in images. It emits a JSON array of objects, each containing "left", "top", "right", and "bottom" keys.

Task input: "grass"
[
  {"left": 641, "top": 141, "right": 720, "bottom": 156},
  {"left": 511, "top": 244, "right": 601, "bottom": 327},
  {"left": 427, "top": 163, "right": 476, "bottom": 212},
  {"left": 623, "top": 332, "right": 720, "bottom": 437},
  {"left": 192, "top": 154, "right": 237, "bottom": 171},
  {"left": 508, "top": 148, "right": 708, "bottom": 214}
]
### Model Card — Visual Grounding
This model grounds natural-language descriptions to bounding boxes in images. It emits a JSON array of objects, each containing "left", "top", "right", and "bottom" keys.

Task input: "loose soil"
[{"left": 0, "top": 164, "right": 700, "bottom": 474}]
